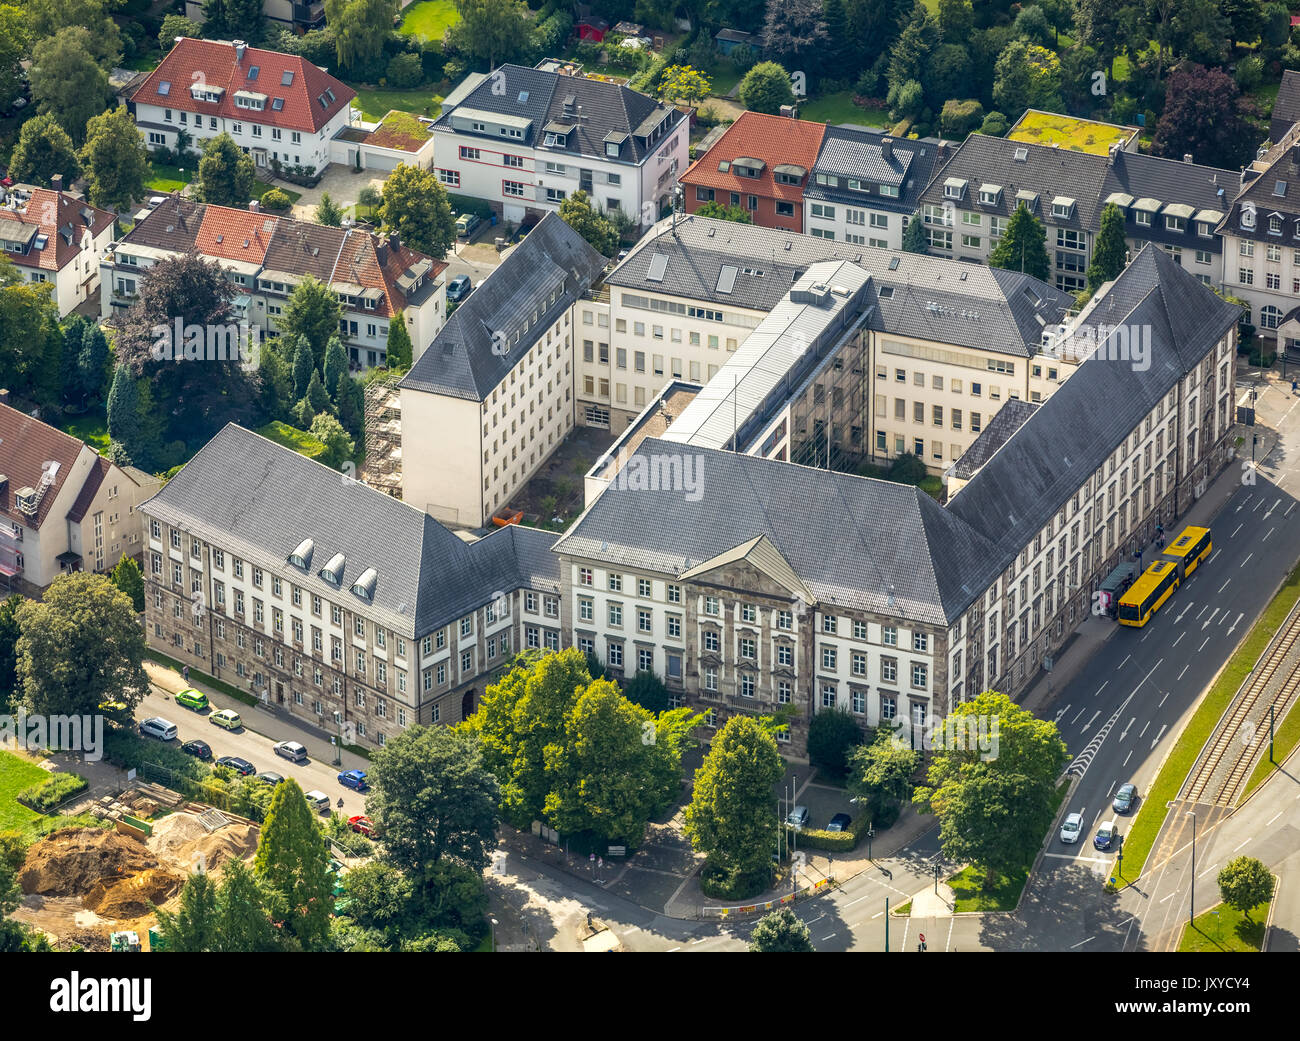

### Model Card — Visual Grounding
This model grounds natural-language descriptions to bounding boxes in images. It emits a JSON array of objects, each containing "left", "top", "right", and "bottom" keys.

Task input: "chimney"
[
  {"left": 1183, "top": 153, "right": 1193, "bottom": 164},
  {"left": 375, "top": 234, "right": 389, "bottom": 266},
  {"left": 1108, "top": 142, "right": 1120, "bottom": 165},
  {"left": 937, "top": 141, "right": 949, "bottom": 161},
  {"left": 51, "top": 173, "right": 63, "bottom": 193},
  {"left": 248, "top": 199, "right": 259, "bottom": 212},
  {"left": 0, "top": 388, "right": 9, "bottom": 407},
  {"left": 880, "top": 136, "right": 892, "bottom": 161},
  {"left": 388, "top": 231, "right": 400, "bottom": 253},
  {"left": 0, "top": 474, "right": 7, "bottom": 513},
  {"left": 779, "top": 104, "right": 795, "bottom": 118},
  {"left": 234, "top": 40, "right": 246, "bottom": 62}
]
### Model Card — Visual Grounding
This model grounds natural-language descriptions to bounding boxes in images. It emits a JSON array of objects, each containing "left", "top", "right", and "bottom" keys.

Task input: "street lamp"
[
  {"left": 490, "top": 917, "right": 499, "bottom": 952},
  {"left": 933, "top": 860, "right": 941, "bottom": 895},
  {"left": 332, "top": 711, "right": 343, "bottom": 766},
  {"left": 1186, "top": 810, "right": 1197, "bottom": 925}
]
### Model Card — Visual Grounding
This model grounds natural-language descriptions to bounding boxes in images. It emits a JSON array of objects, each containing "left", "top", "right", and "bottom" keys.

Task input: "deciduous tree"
[
  {"left": 81, "top": 106, "right": 152, "bottom": 211},
  {"left": 110, "top": 556, "right": 145, "bottom": 613},
  {"left": 8, "top": 114, "right": 81, "bottom": 188},
  {"left": 380, "top": 163, "right": 455, "bottom": 259},
  {"left": 1152, "top": 64, "right": 1257, "bottom": 171},
  {"left": 559, "top": 190, "right": 620, "bottom": 257},
  {"left": 195, "top": 133, "right": 256, "bottom": 208},
  {"left": 280, "top": 279, "right": 344, "bottom": 369},
  {"left": 738, "top": 60, "right": 795, "bottom": 115},
  {"left": 1217, "top": 856, "right": 1275, "bottom": 921},
  {"left": 749, "top": 906, "right": 814, "bottom": 951},
  {"left": 446, "top": 0, "right": 532, "bottom": 69},
  {"left": 29, "top": 29, "right": 110, "bottom": 146}
]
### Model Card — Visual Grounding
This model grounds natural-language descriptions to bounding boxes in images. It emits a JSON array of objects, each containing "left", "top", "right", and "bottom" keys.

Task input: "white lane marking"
[
  {"left": 668, "top": 946, "right": 681, "bottom": 952},
  {"left": 1071, "top": 706, "right": 1087, "bottom": 724},
  {"left": 1054, "top": 703, "right": 1072, "bottom": 724},
  {"left": 1123, "top": 750, "right": 1132, "bottom": 767},
  {"left": 1198, "top": 636, "right": 1209, "bottom": 652},
  {"left": 1094, "top": 681, "right": 1108, "bottom": 698},
  {"left": 1198, "top": 863, "right": 1219, "bottom": 878},
  {"left": 1070, "top": 936, "right": 1095, "bottom": 949},
  {"left": 1160, "top": 892, "right": 1175, "bottom": 903},
  {"left": 820, "top": 933, "right": 836, "bottom": 941},
  {"left": 1139, "top": 720, "right": 1151, "bottom": 738},
  {"left": 1172, "top": 631, "right": 1185, "bottom": 648},
  {"left": 1118, "top": 717, "right": 1136, "bottom": 741},
  {"left": 1119, "top": 654, "right": 1131, "bottom": 669},
  {"left": 1241, "top": 552, "right": 1253, "bottom": 568},
  {"left": 1233, "top": 838, "right": 1251, "bottom": 852},
  {"left": 870, "top": 910, "right": 883, "bottom": 920},
  {"left": 1196, "top": 604, "right": 1209, "bottom": 620},
  {"left": 1218, "top": 579, "right": 1231, "bottom": 594},
  {"left": 1230, "top": 522, "right": 1243, "bottom": 537},
  {"left": 1150, "top": 723, "right": 1168, "bottom": 749},
  {"left": 1201, "top": 608, "right": 1220, "bottom": 629},
  {"left": 1081, "top": 710, "right": 1101, "bottom": 732},
  {"left": 1262, "top": 526, "right": 1275, "bottom": 542},
  {"left": 1177, "top": 665, "right": 1189, "bottom": 681},
  {"left": 843, "top": 893, "right": 873, "bottom": 908},
  {"left": 1174, "top": 603, "right": 1194, "bottom": 625},
  {"left": 1226, "top": 612, "right": 1243, "bottom": 636},
  {"left": 1253, "top": 497, "right": 1265, "bottom": 513},
  {"left": 1043, "top": 853, "right": 1111, "bottom": 862},
  {"left": 1267, "top": 811, "right": 1283, "bottom": 826}
]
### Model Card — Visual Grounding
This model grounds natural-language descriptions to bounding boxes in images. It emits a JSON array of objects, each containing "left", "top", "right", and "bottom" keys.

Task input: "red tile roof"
[
  {"left": 1, "top": 188, "right": 115, "bottom": 273},
  {"left": 194, "top": 206, "right": 280, "bottom": 264},
  {"left": 66, "top": 456, "right": 112, "bottom": 524},
  {"left": 681, "top": 111, "right": 827, "bottom": 203},
  {"left": 0, "top": 403, "right": 87, "bottom": 530},
  {"left": 131, "top": 38, "right": 356, "bottom": 134}
]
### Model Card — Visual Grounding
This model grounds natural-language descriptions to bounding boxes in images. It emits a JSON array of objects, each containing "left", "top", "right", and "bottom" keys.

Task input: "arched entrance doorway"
[{"left": 461, "top": 689, "right": 476, "bottom": 721}]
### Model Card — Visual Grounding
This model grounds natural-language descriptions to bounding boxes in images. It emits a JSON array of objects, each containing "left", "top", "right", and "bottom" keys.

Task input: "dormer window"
[
  {"left": 878, "top": 184, "right": 899, "bottom": 198},
  {"left": 943, "top": 177, "right": 967, "bottom": 200},
  {"left": 350, "top": 567, "right": 378, "bottom": 603},
  {"left": 1050, "top": 196, "right": 1075, "bottom": 219},
  {"left": 979, "top": 184, "right": 1002, "bottom": 206},
  {"left": 544, "top": 131, "right": 567, "bottom": 147},
  {"left": 606, "top": 141, "right": 619, "bottom": 157},
  {"left": 318, "top": 552, "right": 346, "bottom": 586},
  {"left": 288, "top": 538, "right": 314, "bottom": 570},
  {"left": 1197, "top": 221, "right": 1212, "bottom": 237},
  {"left": 1270, "top": 215, "right": 1283, "bottom": 235},
  {"left": 1166, "top": 215, "right": 1185, "bottom": 232},
  {"left": 1135, "top": 210, "right": 1151, "bottom": 227}
]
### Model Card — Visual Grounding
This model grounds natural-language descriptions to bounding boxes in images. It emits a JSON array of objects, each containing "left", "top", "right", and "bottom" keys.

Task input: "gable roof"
[
  {"left": 1099, "top": 150, "right": 1232, "bottom": 251},
  {"left": 1219, "top": 122, "right": 1300, "bottom": 242},
  {"left": 682, "top": 111, "right": 826, "bottom": 201},
  {"left": 0, "top": 403, "right": 87, "bottom": 530},
  {"left": 66, "top": 456, "right": 114, "bottom": 524},
  {"left": 131, "top": 38, "right": 355, "bottom": 134},
  {"left": 400, "top": 213, "right": 607, "bottom": 401},
  {"left": 805, "top": 128, "right": 945, "bottom": 214},
  {"left": 1273, "top": 70, "right": 1300, "bottom": 142},
  {"left": 141, "top": 424, "right": 559, "bottom": 635},
  {"left": 194, "top": 206, "right": 280, "bottom": 264},
  {"left": 680, "top": 534, "right": 814, "bottom": 602},
  {"left": 0, "top": 188, "right": 115, "bottom": 273},
  {"left": 118, "top": 194, "right": 206, "bottom": 253}
]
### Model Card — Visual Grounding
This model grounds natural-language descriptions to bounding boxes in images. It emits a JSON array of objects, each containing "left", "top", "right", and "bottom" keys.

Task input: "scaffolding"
[{"left": 362, "top": 373, "right": 403, "bottom": 498}]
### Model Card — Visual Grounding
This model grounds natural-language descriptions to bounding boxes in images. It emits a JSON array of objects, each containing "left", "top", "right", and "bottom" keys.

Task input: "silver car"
[{"left": 1059, "top": 812, "right": 1082, "bottom": 844}]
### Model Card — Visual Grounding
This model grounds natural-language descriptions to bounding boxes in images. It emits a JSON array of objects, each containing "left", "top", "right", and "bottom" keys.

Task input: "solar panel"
[
  {"left": 716, "top": 265, "right": 738, "bottom": 294},
  {"left": 646, "top": 253, "right": 668, "bottom": 282}
]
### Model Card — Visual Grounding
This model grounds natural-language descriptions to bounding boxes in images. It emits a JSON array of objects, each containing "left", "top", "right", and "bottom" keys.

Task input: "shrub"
[
  {"left": 700, "top": 864, "right": 769, "bottom": 900},
  {"left": 786, "top": 808, "right": 876, "bottom": 853},
  {"left": 18, "top": 773, "right": 89, "bottom": 813},
  {"left": 260, "top": 187, "right": 291, "bottom": 212},
  {"left": 1236, "top": 55, "right": 1265, "bottom": 91},
  {"left": 940, "top": 99, "right": 985, "bottom": 138},
  {"left": 979, "top": 110, "right": 1010, "bottom": 137},
  {"left": 387, "top": 52, "right": 424, "bottom": 88},
  {"left": 806, "top": 708, "right": 863, "bottom": 780},
  {"left": 102, "top": 725, "right": 209, "bottom": 781}
]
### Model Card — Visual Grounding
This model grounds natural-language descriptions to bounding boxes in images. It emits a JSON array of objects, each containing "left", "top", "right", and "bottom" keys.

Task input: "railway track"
[{"left": 1181, "top": 600, "right": 1300, "bottom": 806}]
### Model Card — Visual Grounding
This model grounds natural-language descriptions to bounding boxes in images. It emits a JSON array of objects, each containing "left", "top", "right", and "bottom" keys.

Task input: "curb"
[{"left": 1262, "top": 872, "right": 1281, "bottom": 952}]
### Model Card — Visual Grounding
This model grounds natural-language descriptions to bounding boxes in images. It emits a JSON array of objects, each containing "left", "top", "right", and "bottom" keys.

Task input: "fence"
[
  {"left": 137, "top": 761, "right": 267, "bottom": 822},
  {"left": 702, "top": 877, "right": 835, "bottom": 919}
]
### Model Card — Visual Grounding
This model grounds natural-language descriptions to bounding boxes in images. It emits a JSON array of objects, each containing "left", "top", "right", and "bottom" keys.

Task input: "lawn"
[
  {"left": 351, "top": 87, "right": 445, "bottom": 121},
  {"left": 949, "top": 863, "right": 1031, "bottom": 912},
  {"left": 1242, "top": 695, "right": 1300, "bottom": 798},
  {"left": 1116, "top": 561, "right": 1300, "bottom": 884},
  {"left": 0, "top": 750, "right": 49, "bottom": 832},
  {"left": 1177, "top": 900, "right": 1270, "bottom": 952},
  {"left": 799, "top": 91, "right": 887, "bottom": 128},
  {"left": 398, "top": 0, "right": 461, "bottom": 42},
  {"left": 1007, "top": 109, "right": 1133, "bottom": 155},
  {"left": 146, "top": 163, "right": 190, "bottom": 193},
  {"left": 704, "top": 62, "right": 741, "bottom": 98},
  {"left": 254, "top": 178, "right": 302, "bottom": 205},
  {"left": 59, "top": 414, "right": 110, "bottom": 455}
]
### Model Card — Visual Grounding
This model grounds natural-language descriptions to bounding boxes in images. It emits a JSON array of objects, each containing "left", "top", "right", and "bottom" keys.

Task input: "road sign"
[
  {"left": 607, "top": 846, "right": 626, "bottom": 857},
  {"left": 918, "top": 933, "right": 925, "bottom": 942}
]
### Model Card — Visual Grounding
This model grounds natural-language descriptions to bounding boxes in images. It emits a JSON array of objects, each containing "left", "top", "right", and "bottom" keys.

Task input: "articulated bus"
[
  {"left": 1161, "top": 525, "right": 1213, "bottom": 579},
  {"left": 1117, "top": 559, "right": 1181, "bottom": 628}
]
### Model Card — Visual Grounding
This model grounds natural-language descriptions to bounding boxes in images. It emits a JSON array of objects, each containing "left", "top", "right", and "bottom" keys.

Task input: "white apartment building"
[{"left": 432, "top": 64, "right": 687, "bottom": 227}]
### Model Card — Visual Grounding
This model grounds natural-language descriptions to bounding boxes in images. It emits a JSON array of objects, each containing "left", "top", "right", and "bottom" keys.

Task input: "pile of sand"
[
  {"left": 19, "top": 829, "right": 155, "bottom": 898},
  {"left": 147, "top": 813, "right": 258, "bottom": 875},
  {"left": 85, "top": 868, "right": 184, "bottom": 919}
]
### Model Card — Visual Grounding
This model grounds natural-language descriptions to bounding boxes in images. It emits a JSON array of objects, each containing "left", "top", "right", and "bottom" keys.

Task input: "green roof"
[{"left": 1007, "top": 110, "right": 1136, "bottom": 156}]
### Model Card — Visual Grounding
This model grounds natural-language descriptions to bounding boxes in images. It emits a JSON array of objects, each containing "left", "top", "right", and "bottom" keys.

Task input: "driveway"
[{"left": 285, "top": 166, "right": 388, "bottom": 221}]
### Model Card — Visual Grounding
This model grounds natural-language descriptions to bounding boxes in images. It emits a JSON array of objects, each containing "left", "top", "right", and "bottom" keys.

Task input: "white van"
[{"left": 304, "top": 790, "right": 331, "bottom": 814}]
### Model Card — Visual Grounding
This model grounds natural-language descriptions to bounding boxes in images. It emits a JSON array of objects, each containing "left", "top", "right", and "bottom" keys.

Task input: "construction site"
[{"left": 361, "top": 373, "right": 403, "bottom": 497}]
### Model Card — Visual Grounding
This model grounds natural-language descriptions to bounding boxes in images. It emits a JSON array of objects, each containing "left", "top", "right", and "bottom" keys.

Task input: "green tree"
[
  {"left": 1088, "top": 203, "right": 1128, "bottom": 291},
  {"left": 543, "top": 681, "right": 666, "bottom": 846},
  {"left": 1217, "top": 856, "right": 1275, "bottom": 921},
  {"left": 291, "top": 335, "right": 315, "bottom": 400},
  {"left": 154, "top": 871, "right": 218, "bottom": 951},
  {"left": 696, "top": 201, "right": 754, "bottom": 223},
  {"left": 901, "top": 215, "right": 928, "bottom": 254},
  {"left": 0, "top": 595, "right": 22, "bottom": 712},
  {"left": 358, "top": 184, "right": 382, "bottom": 219},
  {"left": 992, "top": 39, "right": 1062, "bottom": 113},
  {"left": 322, "top": 336, "right": 348, "bottom": 397},
  {"left": 914, "top": 690, "right": 1068, "bottom": 887},
  {"left": 0, "top": 6, "right": 27, "bottom": 113},
  {"left": 806, "top": 707, "right": 863, "bottom": 780},
  {"left": 339, "top": 860, "right": 413, "bottom": 935},
  {"left": 315, "top": 192, "right": 345, "bottom": 227},
  {"left": 738, "top": 60, "right": 795, "bottom": 115},
  {"left": 253, "top": 779, "right": 335, "bottom": 950},
  {"left": 367, "top": 724, "right": 500, "bottom": 874},
  {"left": 1012, "top": 4, "right": 1054, "bottom": 45},
  {"left": 203, "top": 0, "right": 268, "bottom": 41},
  {"left": 658, "top": 64, "right": 712, "bottom": 109},
  {"left": 0, "top": 830, "right": 27, "bottom": 915},
  {"left": 937, "top": 0, "right": 974, "bottom": 40},
  {"left": 159, "top": 14, "right": 202, "bottom": 50},
  {"left": 385, "top": 318, "right": 413, "bottom": 369},
  {"left": 559, "top": 190, "right": 620, "bottom": 257},
  {"left": 80, "top": 105, "right": 152, "bottom": 212},
  {"left": 623, "top": 670, "right": 669, "bottom": 714},
  {"left": 988, "top": 203, "right": 1051, "bottom": 282},
  {"left": 446, "top": 0, "right": 532, "bottom": 69},
  {"left": 109, "top": 556, "right": 145, "bottom": 613},
  {"left": 281, "top": 279, "right": 344, "bottom": 369},
  {"left": 258, "top": 342, "right": 295, "bottom": 421},
  {"left": 847, "top": 728, "right": 920, "bottom": 826},
  {"left": 466, "top": 647, "right": 592, "bottom": 825},
  {"left": 336, "top": 372, "right": 365, "bottom": 442},
  {"left": 748, "top": 906, "right": 814, "bottom": 951},
  {"left": 325, "top": 0, "right": 399, "bottom": 71},
  {"left": 380, "top": 163, "right": 456, "bottom": 259},
  {"left": 29, "top": 29, "right": 110, "bottom": 146},
  {"left": 195, "top": 133, "right": 256, "bottom": 207},
  {"left": 26, "top": 0, "right": 122, "bottom": 70},
  {"left": 214, "top": 860, "right": 284, "bottom": 951},
  {"left": 15, "top": 572, "right": 149, "bottom": 717},
  {"left": 106, "top": 362, "right": 142, "bottom": 460},
  {"left": 8, "top": 114, "right": 81, "bottom": 188},
  {"left": 887, "top": 10, "right": 937, "bottom": 92},
  {"left": 309, "top": 412, "right": 355, "bottom": 469},
  {"left": 684, "top": 714, "right": 784, "bottom": 884}
]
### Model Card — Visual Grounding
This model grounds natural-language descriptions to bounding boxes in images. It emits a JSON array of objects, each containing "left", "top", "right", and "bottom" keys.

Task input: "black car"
[
  {"left": 1113, "top": 783, "right": 1138, "bottom": 814},
  {"left": 181, "top": 740, "right": 212, "bottom": 760},
  {"left": 215, "top": 755, "right": 256, "bottom": 777},
  {"left": 826, "top": 812, "right": 852, "bottom": 832}
]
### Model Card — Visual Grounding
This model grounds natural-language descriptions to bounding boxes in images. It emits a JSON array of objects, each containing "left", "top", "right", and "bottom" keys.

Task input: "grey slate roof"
[
  {"left": 950, "top": 398, "right": 1039, "bottom": 480},
  {"left": 552, "top": 438, "right": 1000, "bottom": 625},
  {"left": 607, "top": 215, "right": 1072, "bottom": 356},
  {"left": 1218, "top": 123, "right": 1300, "bottom": 245},
  {"left": 945, "top": 245, "right": 1240, "bottom": 600},
  {"left": 141, "top": 423, "right": 559, "bottom": 636},
  {"left": 1272, "top": 70, "right": 1300, "bottom": 144},
  {"left": 1099, "top": 150, "right": 1232, "bottom": 253},
  {"left": 400, "top": 213, "right": 607, "bottom": 401},
  {"left": 804, "top": 129, "right": 945, "bottom": 215}
]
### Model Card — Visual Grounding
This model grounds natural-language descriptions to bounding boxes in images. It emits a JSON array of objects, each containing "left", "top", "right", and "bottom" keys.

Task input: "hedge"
[
  {"left": 18, "top": 773, "right": 89, "bottom": 813},
  {"left": 103, "top": 726, "right": 209, "bottom": 781},
  {"left": 786, "top": 811, "right": 875, "bottom": 853},
  {"left": 447, "top": 193, "right": 493, "bottom": 219}
]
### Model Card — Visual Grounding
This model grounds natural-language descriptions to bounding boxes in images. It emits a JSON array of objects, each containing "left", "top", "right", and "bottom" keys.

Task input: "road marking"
[
  {"left": 1198, "top": 637, "right": 1209, "bottom": 652},
  {"left": 1139, "top": 720, "right": 1151, "bottom": 738},
  {"left": 1241, "top": 552, "right": 1253, "bottom": 569},
  {"left": 1201, "top": 608, "right": 1219, "bottom": 629},
  {"left": 668, "top": 946, "right": 681, "bottom": 952},
  {"left": 820, "top": 932, "right": 836, "bottom": 941},
  {"left": 1081, "top": 710, "right": 1100, "bottom": 732},
  {"left": 1263, "top": 526, "right": 1276, "bottom": 542},
  {"left": 1054, "top": 703, "right": 1072, "bottom": 724},
  {"left": 1094, "top": 681, "right": 1108, "bottom": 698},
  {"left": 1159, "top": 688, "right": 1171, "bottom": 707},
  {"left": 1177, "top": 665, "right": 1189, "bottom": 681},
  {"left": 1198, "top": 863, "right": 1219, "bottom": 878},
  {"left": 870, "top": 910, "right": 883, "bottom": 920},
  {"left": 1233, "top": 838, "right": 1251, "bottom": 852},
  {"left": 1043, "top": 853, "right": 1112, "bottom": 862},
  {"left": 1174, "top": 603, "right": 1194, "bottom": 625},
  {"left": 1118, "top": 717, "right": 1136, "bottom": 741},
  {"left": 1226, "top": 611, "right": 1243, "bottom": 636},
  {"left": 1171, "top": 631, "right": 1185, "bottom": 648},
  {"left": 1071, "top": 706, "right": 1087, "bottom": 724},
  {"left": 1070, "top": 936, "right": 1095, "bottom": 949},
  {"left": 1151, "top": 723, "right": 1168, "bottom": 749},
  {"left": 1267, "top": 811, "right": 1283, "bottom": 826},
  {"left": 1142, "top": 629, "right": 1151, "bottom": 642},
  {"left": 1288, "top": 502, "right": 1297, "bottom": 518},
  {"left": 843, "top": 893, "right": 873, "bottom": 908},
  {"left": 1253, "top": 497, "right": 1265, "bottom": 513},
  {"left": 1159, "top": 892, "right": 1175, "bottom": 903},
  {"left": 1119, "top": 654, "right": 1131, "bottom": 669},
  {"left": 1123, "top": 750, "right": 1132, "bottom": 767},
  {"left": 1230, "top": 522, "right": 1243, "bottom": 537},
  {"left": 1217, "top": 579, "right": 1231, "bottom": 594}
]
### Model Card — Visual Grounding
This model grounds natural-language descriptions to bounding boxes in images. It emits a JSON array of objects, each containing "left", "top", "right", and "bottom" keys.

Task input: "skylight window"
[
  {"left": 272, "top": 97, "right": 284, "bottom": 111},
  {"left": 518, "top": 91, "right": 529, "bottom": 102},
  {"left": 281, "top": 70, "right": 294, "bottom": 86},
  {"left": 158, "top": 81, "right": 171, "bottom": 96},
  {"left": 247, "top": 66, "right": 260, "bottom": 80}
]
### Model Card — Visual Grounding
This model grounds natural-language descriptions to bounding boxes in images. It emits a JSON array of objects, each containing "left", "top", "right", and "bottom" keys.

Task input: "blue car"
[{"left": 338, "top": 769, "right": 369, "bottom": 792}]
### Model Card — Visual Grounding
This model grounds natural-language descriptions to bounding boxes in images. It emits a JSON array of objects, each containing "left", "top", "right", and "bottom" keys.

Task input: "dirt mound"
[
  {"left": 86, "top": 868, "right": 183, "bottom": 919},
  {"left": 19, "top": 828, "right": 155, "bottom": 897},
  {"left": 147, "top": 813, "right": 258, "bottom": 875}
]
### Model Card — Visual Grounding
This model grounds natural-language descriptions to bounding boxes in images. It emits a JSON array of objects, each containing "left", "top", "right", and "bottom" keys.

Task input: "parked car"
[
  {"left": 174, "top": 688, "right": 209, "bottom": 711},
  {"left": 208, "top": 709, "right": 243, "bottom": 731},
  {"left": 338, "top": 769, "right": 369, "bottom": 792},
  {"left": 447, "top": 274, "right": 472, "bottom": 302},
  {"left": 1094, "top": 820, "right": 1118, "bottom": 851},
  {"left": 215, "top": 755, "right": 256, "bottom": 776},
  {"left": 98, "top": 699, "right": 128, "bottom": 713},
  {"left": 181, "top": 740, "right": 212, "bottom": 760},
  {"left": 826, "top": 812, "right": 852, "bottom": 832},
  {"left": 273, "top": 740, "right": 308, "bottom": 763},
  {"left": 139, "top": 718, "right": 178, "bottom": 742},
  {"left": 255, "top": 772, "right": 285, "bottom": 787},
  {"left": 304, "top": 790, "right": 331, "bottom": 813},
  {"left": 455, "top": 213, "right": 481, "bottom": 239},
  {"left": 1112, "top": 783, "right": 1137, "bottom": 814},
  {"left": 785, "top": 805, "right": 810, "bottom": 828},
  {"left": 1060, "top": 812, "right": 1083, "bottom": 844},
  {"left": 348, "top": 815, "right": 375, "bottom": 837}
]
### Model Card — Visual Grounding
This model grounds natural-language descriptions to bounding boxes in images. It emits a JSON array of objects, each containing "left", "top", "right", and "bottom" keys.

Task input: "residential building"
[
  {"left": 553, "top": 246, "right": 1239, "bottom": 756},
  {"left": 803, "top": 128, "right": 945, "bottom": 249},
  {"left": 100, "top": 193, "right": 446, "bottom": 368},
  {"left": 917, "top": 134, "right": 1233, "bottom": 293},
  {"left": 1217, "top": 122, "right": 1300, "bottom": 335},
  {"left": 125, "top": 38, "right": 356, "bottom": 177},
  {"left": 139, "top": 423, "right": 562, "bottom": 744},
  {"left": 1005, "top": 109, "right": 1140, "bottom": 156},
  {"left": 681, "top": 111, "right": 826, "bottom": 233},
  {"left": 184, "top": 0, "right": 326, "bottom": 33},
  {"left": 432, "top": 63, "right": 687, "bottom": 226},
  {"left": 329, "top": 110, "right": 438, "bottom": 173},
  {"left": 0, "top": 177, "right": 116, "bottom": 316},
  {"left": 0, "top": 400, "right": 158, "bottom": 594},
  {"left": 576, "top": 214, "right": 1074, "bottom": 474},
  {"left": 398, "top": 213, "right": 608, "bottom": 528}
]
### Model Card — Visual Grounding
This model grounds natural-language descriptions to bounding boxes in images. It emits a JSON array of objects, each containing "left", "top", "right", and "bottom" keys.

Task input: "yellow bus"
[
  {"left": 1118, "top": 559, "right": 1181, "bottom": 628},
  {"left": 1162, "top": 525, "right": 1212, "bottom": 579}
]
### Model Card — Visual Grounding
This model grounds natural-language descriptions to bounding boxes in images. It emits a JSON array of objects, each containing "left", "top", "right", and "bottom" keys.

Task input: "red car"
[{"left": 348, "top": 815, "right": 374, "bottom": 838}]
